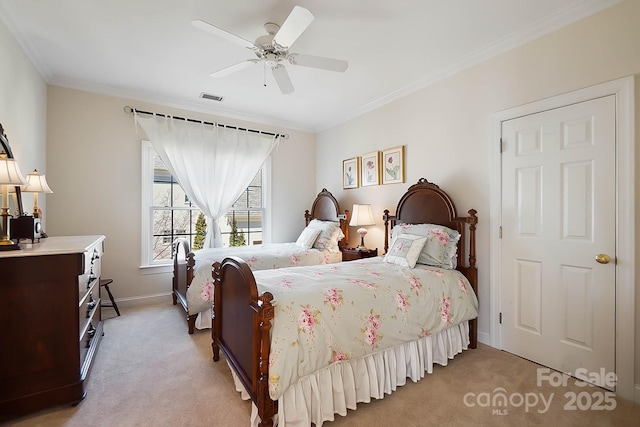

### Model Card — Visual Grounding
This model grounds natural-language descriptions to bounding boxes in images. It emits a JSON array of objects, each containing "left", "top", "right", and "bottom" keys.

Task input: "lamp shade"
[
  {"left": 0, "top": 158, "right": 27, "bottom": 185},
  {"left": 349, "top": 204, "right": 375, "bottom": 227},
  {"left": 21, "top": 169, "right": 53, "bottom": 193}
]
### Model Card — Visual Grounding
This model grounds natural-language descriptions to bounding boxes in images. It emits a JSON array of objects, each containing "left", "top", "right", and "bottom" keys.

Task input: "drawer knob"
[
  {"left": 87, "top": 300, "right": 96, "bottom": 317},
  {"left": 86, "top": 324, "right": 96, "bottom": 347}
]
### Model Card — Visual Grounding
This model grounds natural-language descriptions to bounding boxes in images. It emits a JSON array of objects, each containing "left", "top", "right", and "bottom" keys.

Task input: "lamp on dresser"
[
  {"left": 349, "top": 204, "right": 375, "bottom": 251},
  {"left": 21, "top": 169, "right": 53, "bottom": 238},
  {"left": 0, "top": 155, "right": 27, "bottom": 250},
  {"left": 22, "top": 170, "right": 53, "bottom": 216}
]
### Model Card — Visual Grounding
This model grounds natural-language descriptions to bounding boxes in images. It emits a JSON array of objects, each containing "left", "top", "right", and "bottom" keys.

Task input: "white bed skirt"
[{"left": 229, "top": 321, "right": 471, "bottom": 427}]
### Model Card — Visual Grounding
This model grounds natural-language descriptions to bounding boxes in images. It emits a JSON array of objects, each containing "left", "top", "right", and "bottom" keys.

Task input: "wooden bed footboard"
[
  {"left": 172, "top": 237, "right": 197, "bottom": 334},
  {"left": 212, "top": 258, "right": 276, "bottom": 427}
]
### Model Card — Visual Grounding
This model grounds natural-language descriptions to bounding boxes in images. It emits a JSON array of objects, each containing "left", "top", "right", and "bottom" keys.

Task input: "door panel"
[{"left": 500, "top": 95, "right": 616, "bottom": 390}]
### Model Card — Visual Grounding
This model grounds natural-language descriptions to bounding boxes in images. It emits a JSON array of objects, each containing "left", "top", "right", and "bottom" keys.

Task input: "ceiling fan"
[{"left": 192, "top": 5, "right": 348, "bottom": 94}]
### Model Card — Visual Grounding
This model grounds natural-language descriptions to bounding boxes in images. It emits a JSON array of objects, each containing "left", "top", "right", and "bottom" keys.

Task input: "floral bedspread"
[
  {"left": 250, "top": 257, "right": 479, "bottom": 401},
  {"left": 186, "top": 243, "right": 341, "bottom": 315}
]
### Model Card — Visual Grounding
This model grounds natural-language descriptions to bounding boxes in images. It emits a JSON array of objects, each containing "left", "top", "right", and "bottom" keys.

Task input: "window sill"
[{"left": 138, "top": 263, "right": 173, "bottom": 275}]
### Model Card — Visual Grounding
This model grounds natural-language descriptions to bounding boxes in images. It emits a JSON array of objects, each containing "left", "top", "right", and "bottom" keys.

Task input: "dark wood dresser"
[{"left": 0, "top": 235, "right": 106, "bottom": 421}]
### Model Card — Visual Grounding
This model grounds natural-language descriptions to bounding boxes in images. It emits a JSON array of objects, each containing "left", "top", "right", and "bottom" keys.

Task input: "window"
[
  {"left": 141, "top": 141, "right": 270, "bottom": 267},
  {"left": 223, "top": 172, "right": 264, "bottom": 246}
]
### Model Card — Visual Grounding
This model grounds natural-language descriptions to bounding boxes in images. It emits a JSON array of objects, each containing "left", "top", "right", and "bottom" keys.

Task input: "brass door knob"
[{"left": 595, "top": 254, "right": 611, "bottom": 264}]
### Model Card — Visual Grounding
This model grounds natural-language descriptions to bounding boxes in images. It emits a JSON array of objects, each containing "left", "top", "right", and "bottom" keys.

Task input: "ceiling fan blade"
[
  {"left": 191, "top": 19, "right": 255, "bottom": 50},
  {"left": 288, "top": 54, "right": 348, "bottom": 72},
  {"left": 272, "top": 6, "right": 314, "bottom": 49},
  {"left": 271, "top": 64, "right": 294, "bottom": 94},
  {"left": 211, "top": 60, "right": 260, "bottom": 78}
]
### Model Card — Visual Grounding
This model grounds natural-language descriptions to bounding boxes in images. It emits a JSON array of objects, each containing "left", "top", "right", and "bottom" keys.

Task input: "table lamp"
[
  {"left": 19, "top": 169, "right": 53, "bottom": 239},
  {"left": 349, "top": 204, "right": 375, "bottom": 250},
  {"left": 0, "top": 155, "right": 27, "bottom": 250},
  {"left": 22, "top": 169, "right": 53, "bottom": 217}
]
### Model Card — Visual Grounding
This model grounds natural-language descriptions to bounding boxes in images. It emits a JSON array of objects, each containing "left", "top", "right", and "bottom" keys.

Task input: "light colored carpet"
[{"left": 4, "top": 302, "right": 639, "bottom": 427}]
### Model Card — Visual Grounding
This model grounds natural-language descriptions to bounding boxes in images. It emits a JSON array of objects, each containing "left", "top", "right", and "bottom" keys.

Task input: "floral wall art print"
[
  {"left": 382, "top": 146, "right": 405, "bottom": 184},
  {"left": 343, "top": 157, "right": 359, "bottom": 189},
  {"left": 361, "top": 151, "right": 380, "bottom": 186}
]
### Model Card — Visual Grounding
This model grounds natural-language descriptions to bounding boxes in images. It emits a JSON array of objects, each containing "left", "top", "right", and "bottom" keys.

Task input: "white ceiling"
[{"left": 0, "top": 0, "right": 621, "bottom": 132}]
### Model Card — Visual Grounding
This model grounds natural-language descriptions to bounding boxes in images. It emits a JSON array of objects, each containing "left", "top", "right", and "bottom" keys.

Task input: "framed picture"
[
  {"left": 360, "top": 151, "right": 380, "bottom": 186},
  {"left": 342, "top": 157, "right": 359, "bottom": 189},
  {"left": 382, "top": 145, "right": 405, "bottom": 185}
]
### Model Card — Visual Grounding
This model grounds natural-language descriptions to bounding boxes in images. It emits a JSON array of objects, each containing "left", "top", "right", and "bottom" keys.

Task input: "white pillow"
[
  {"left": 383, "top": 233, "right": 428, "bottom": 268},
  {"left": 295, "top": 227, "right": 322, "bottom": 249},
  {"left": 390, "top": 223, "right": 460, "bottom": 269},
  {"left": 307, "top": 219, "right": 345, "bottom": 253}
]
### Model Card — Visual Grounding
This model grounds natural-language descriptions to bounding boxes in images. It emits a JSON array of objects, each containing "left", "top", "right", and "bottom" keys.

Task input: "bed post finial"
[
  {"left": 467, "top": 209, "right": 477, "bottom": 269},
  {"left": 410, "top": 177, "right": 439, "bottom": 191},
  {"left": 342, "top": 209, "right": 350, "bottom": 247},
  {"left": 383, "top": 209, "right": 392, "bottom": 254}
]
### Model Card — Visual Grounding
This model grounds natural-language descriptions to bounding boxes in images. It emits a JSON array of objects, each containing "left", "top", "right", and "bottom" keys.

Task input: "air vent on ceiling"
[{"left": 200, "top": 92, "right": 224, "bottom": 102}]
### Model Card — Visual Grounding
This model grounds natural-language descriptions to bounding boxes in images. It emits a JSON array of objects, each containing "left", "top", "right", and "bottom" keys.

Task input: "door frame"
[{"left": 489, "top": 76, "right": 635, "bottom": 401}]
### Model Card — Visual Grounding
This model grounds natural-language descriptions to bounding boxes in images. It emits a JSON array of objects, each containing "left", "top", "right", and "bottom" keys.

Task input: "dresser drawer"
[
  {"left": 79, "top": 291, "right": 101, "bottom": 365},
  {"left": 79, "top": 244, "right": 102, "bottom": 292},
  {"left": 78, "top": 242, "right": 102, "bottom": 303},
  {"left": 79, "top": 321, "right": 98, "bottom": 365},
  {"left": 78, "top": 271, "right": 97, "bottom": 299},
  {"left": 79, "top": 290, "right": 98, "bottom": 339},
  {"left": 83, "top": 244, "right": 103, "bottom": 274}
]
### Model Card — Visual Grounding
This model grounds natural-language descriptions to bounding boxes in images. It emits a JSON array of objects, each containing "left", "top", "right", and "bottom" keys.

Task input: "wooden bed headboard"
[
  {"left": 383, "top": 178, "right": 477, "bottom": 268},
  {"left": 383, "top": 178, "right": 478, "bottom": 346},
  {"left": 304, "top": 188, "right": 350, "bottom": 246}
]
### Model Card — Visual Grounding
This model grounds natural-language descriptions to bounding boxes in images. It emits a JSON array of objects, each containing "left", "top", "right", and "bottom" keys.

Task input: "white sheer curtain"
[{"left": 135, "top": 113, "right": 279, "bottom": 248}]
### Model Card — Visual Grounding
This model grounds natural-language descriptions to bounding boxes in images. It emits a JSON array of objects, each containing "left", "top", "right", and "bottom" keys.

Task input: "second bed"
[{"left": 172, "top": 188, "right": 349, "bottom": 333}]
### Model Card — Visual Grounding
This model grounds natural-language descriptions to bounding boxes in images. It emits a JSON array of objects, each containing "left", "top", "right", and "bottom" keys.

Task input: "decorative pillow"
[
  {"left": 295, "top": 227, "right": 322, "bottom": 249},
  {"left": 390, "top": 223, "right": 460, "bottom": 269},
  {"left": 307, "top": 219, "right": 345, "bottom": 253},
  {"left": 383, "top": 234, "right": 428, "bottom": 268}
]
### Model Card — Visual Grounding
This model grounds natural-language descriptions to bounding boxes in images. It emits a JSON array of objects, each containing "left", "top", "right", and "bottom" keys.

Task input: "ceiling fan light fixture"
[{"left": 264, "top": 53, "right": 280, "bottom": 68}]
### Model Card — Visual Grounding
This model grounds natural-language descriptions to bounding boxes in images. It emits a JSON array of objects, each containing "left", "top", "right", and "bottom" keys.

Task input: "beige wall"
[
  {"left": 316, "top": 1, "right": 639, "bottom": 394},
  {"left": 44, "top": 87, "right": 316, "bottom": 304},
  {"left": 0, "top": 15, "right": 47, "bottom": 214}
]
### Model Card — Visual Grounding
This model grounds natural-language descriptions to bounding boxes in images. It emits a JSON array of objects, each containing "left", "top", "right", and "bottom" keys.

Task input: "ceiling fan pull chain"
[{"left": 263, "top": 62, "right": 267, "bottom": 87}]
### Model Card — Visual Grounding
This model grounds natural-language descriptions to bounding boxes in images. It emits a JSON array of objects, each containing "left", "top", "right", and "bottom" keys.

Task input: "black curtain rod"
[{"left": 124, "top": 106, "right": 288, "bottom": 139}]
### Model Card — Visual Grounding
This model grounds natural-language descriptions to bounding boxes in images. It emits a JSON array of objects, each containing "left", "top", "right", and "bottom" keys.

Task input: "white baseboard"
[
  {"left": 478, "top": 330, "right": 491, "bottom": 347},
  {"left": 106, "top": 292, "right": 172, "bottom": 308}
]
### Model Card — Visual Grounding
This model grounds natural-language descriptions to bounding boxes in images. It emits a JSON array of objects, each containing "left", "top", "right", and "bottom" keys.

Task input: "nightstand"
[{"left": 341, "top": 247, "right": 378, "bottom": 261}]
